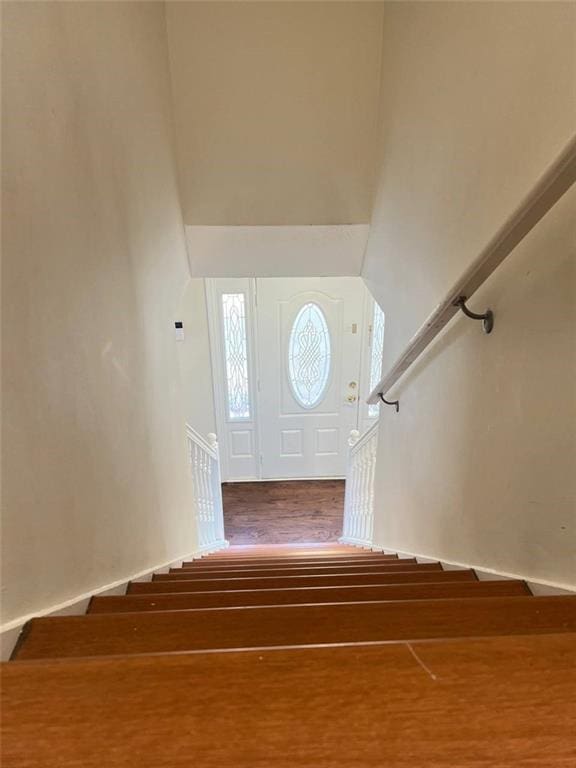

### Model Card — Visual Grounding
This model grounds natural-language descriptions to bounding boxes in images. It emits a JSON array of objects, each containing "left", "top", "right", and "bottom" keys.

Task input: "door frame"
[
  {"left": 206, "top": 277, "right": 377, "bottom": 482},
  {"left": 206, "top": 278, "right": 261, "bottom": 482}
]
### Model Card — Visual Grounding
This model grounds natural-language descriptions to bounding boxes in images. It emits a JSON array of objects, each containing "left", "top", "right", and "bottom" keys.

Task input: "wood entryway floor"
[{"left": 222, "top": 479, "right": 345, "bottom": 545}]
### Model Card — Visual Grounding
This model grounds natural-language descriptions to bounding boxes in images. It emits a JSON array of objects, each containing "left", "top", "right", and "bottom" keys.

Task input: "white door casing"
[
  {"left": 207, "top": 277, "right": 381, "bottom": 481},
  {"left": 206, "top": 278, "right": 260, "bottom": 481},
  {"left": 257, "top": 278, "right": 366, "bottom": 479}
]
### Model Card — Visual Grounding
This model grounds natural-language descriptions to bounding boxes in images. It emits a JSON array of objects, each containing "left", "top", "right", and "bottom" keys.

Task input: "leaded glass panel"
[
  {"left": 288, "top": 303, "right": 331, "bottom": 408},
  {"left": 221, "top": 293, "right": 251, "bottom": 419}
]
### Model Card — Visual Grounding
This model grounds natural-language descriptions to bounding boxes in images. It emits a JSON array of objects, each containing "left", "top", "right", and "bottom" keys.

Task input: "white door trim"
[
  {"left": 206, "top": 277, "right": 370, "bottom": 482},
  {"left": 205, "top": 278, "right": 261, "bottom": 482}
]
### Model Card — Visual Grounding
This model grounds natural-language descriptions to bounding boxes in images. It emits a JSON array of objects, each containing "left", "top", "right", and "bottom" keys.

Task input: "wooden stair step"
[
  {"left": 4, "top": 634, "right": 575, "bottom": 767},
  {"left": 128, "top": 569, "right": 478, "bottom": 594},
  {"left": 182, "top": 554, "right": 400, "bottom": 568},
  {"left": 170, "top": 557, "right": 418, "bottom": 577},
  {"left": 88, "top": 579, "right": 531, "bottom": 614},
  {"left": 207, "top": 544, "right": 356, "bottom": 557},
  {"left": 157, "top": 561, "right": 440, "bottom": 580},
  {"left": 213, "top": 542, "right": 355, "bottom": 548},
  {"left": 13, "top": 596, "right": 576, "bottom": 660}
]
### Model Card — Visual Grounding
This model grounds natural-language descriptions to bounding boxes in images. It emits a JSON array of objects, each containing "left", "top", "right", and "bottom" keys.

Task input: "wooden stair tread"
[
  {"left": 13, "top": 595, "right": 576, "bottom": 660},
  {"left": 207, "top": 544, "right": 356, "bottom": 558},
  {"left": 3, "top": 634, "right": 575, "bottom": 767},
  {"left": 88, "top": 580, "right": 530, "bottom": 614},
  {"left": 128, "top": 569, "right": 478, "bottom": 593},
  {"left": 170, "top": 557, "right": 420, "bottom": 574},
  {"left": 159, "top": 560, "right": 438, "bottom": 579},
  {"left": 182, "top": 554, "right": 401, "bottom": 568}
]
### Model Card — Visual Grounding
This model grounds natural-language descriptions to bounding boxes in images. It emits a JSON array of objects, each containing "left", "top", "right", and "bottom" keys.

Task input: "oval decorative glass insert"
[{"left": 288, "top": 303, "right": 331, "bottom": 408}]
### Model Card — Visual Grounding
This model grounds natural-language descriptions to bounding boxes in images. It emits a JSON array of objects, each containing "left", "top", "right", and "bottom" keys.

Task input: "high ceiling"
[{"left": 166, "top": 2, "right": 384, "bottom": 226}]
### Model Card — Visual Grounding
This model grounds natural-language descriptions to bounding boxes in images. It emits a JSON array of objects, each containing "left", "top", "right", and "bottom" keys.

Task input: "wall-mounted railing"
[
  {"left": 340, "top": 422, "right": 379, "bottom": 548},
  {"left": 185, "top": 425, "right": 228, "bottom": 554},
  {"left": 368, "top": 133, "right": 576, "bottom": 407}
]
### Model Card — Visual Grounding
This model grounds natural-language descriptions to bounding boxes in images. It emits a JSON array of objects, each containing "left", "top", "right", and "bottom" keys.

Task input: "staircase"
[{"left": 2, "top": 543, "right": 575, "bottom": 765}]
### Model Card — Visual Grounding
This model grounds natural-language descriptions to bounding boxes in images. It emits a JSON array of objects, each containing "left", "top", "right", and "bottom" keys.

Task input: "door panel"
[{"left": 257, "top": 278, "right": 366, "bottom": 478}]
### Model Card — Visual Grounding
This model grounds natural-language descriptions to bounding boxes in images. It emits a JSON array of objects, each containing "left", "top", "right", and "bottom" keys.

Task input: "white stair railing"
[
  {"left": 185, "top": 424, "right": 229, "bottom": 554},
  {"left": 340, "top": 422, "right": 379, "bottom": 548}
]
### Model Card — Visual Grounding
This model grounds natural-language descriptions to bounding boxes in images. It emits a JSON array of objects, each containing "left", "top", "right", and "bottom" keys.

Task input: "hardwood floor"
[{"left": 222, "top": 479, "right": 345, "bottom": 544}]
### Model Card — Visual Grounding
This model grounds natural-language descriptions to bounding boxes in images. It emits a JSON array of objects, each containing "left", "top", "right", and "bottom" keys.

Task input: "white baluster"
[
  {"left": 342, "top": 423, "right": 378, "bottom": 548},
  {"left": 185, "top": 425, "right": 228, "bottom": 554}
]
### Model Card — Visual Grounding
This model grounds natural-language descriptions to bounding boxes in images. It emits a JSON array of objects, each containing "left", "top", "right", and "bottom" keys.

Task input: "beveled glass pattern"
[
  {"left": 368, "top": 301, "right": 385, "bottom": 418},
  {"left": 288, "top": 303, "right": 331, "bottom": 408},
  {"left": 221, "top": 293, "right": 250, "bottom": 419}
]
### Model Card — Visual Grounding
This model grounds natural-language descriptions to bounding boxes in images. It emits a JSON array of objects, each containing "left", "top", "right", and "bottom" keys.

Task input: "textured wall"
[
  {"left": 2, "top": 2, "right": 198, "bottom": 625},
  {"left": 166, "top": 1, "right": 383, "bottom": 225},
  {"left": 363, "top": 2, "right": 576, "bottom": 587}
]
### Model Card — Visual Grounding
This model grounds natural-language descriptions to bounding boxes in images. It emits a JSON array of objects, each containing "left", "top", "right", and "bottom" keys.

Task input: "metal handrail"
[{"left": 367, "top": 133, "right": 576, "bottom": 406}]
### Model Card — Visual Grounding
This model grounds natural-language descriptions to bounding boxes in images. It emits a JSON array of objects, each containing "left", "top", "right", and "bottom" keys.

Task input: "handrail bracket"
[
  {"left": 379, "top": 393, "right": 400, "bottom": 413},
  {"left": 454, "top": 296, "right": 494, "bottom": 334}
]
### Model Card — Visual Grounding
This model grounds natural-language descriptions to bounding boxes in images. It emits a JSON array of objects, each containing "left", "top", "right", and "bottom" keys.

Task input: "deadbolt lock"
[{"left": 349, "top": 381, "right": 357, "bottom": 389}]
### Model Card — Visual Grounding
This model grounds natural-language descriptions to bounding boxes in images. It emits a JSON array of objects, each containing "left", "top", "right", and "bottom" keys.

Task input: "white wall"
[
  {"left": 1, "top": 1, "right": 198, "bottom": 627},
  {"left": 363, "top": 1, "right": 576, "bottom": 588},
  {"left": 185, "top": 225, "right": 369, "bottom": 278},
  {"left": 166, "top": 1, "right": 383, "bottom": 225},
  {"left": 176, "top": 279, "right": 217, "bottom": 437}
]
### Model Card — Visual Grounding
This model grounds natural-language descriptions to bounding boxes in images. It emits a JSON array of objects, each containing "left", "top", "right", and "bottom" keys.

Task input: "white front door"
[
  {"left": 256, "top": 278, "right": 366, "bottom": 478},
  {"left": 206, "top": 276, "right": 375, "bottom": 481}
]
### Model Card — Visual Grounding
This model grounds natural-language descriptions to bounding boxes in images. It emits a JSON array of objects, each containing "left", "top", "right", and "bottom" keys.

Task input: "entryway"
[{"left": 207, "top": 277, "right": 385, "bottom": 482}]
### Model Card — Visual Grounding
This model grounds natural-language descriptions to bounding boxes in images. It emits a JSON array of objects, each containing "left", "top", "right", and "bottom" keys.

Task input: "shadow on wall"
[{"left": 372, "top": 184, "right": 576, "bottom": 588}]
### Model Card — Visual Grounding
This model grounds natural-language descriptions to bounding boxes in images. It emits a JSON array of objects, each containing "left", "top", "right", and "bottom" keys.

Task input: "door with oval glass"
[{"left": 256, "top": 277, "right": 366, "bottom": 478}]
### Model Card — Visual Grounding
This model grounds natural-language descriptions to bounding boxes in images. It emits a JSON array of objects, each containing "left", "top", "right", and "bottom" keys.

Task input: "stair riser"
[
  {"left": 128, "top": 570, "right": 478, "bottom": 594},
  {"left": 182, "top": 555, "right": 400, "bottom": 569},
  {"left": 14, "top": 596, "right": 576, "bottom": 660},
  {"left": 156, "top": 562, "right": 440, "bottom": 580},
  {"left": 88, "top": 580, "right": 531, "bottom": 614},
  {"left": 203, "top": 552, "right": 360, "bottom": 561},
  {"left": 171, "top": 558, "right": 418, "bottom": 574}
]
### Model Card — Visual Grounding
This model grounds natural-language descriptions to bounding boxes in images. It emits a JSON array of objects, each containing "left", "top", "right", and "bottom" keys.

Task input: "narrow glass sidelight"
[
  {"left": 288, "top": 302, "right": 331, "bottom": 408},
  {"left": 368, "top": 302, "right": 385, "bottom": 418},
  {"left": 221, "top": 293, "right": 251, "bottom": 419}
]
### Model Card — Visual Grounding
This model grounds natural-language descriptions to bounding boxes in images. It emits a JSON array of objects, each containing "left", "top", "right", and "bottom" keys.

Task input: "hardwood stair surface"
[
  {"left": 159, "top": 560, "right": 441, "bottom": 579},
  {"left": 4, "top": 542, "right": 575, "bottom": 767},
  {"left": 3, "top": 634, "right": 575, "bottom": 767},
  {"left": 203, "top": 545, "right": 358, "bottom": 560},
  {"left": 89, "top": 578, "right": 531, "bottom": 614},
  {"left": 13, "top": 595, "right": 576, "bottom": 660},
  {"left": 127, "top": 568, "right": 479, "bottom": 593},
  {"left": 180, "top": 554, "right": 402, "bottom": 567}
]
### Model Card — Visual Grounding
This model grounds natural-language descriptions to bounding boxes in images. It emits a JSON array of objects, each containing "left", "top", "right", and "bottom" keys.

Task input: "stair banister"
[
  {"left": 368, "top": 132, "right": 576, "bottom": 406},
  {"left": 341, "top": 422, "right": 379, "bottom": 549},
  {"left": 185, "top": 424, "right": 229, "bottom": 553}
]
